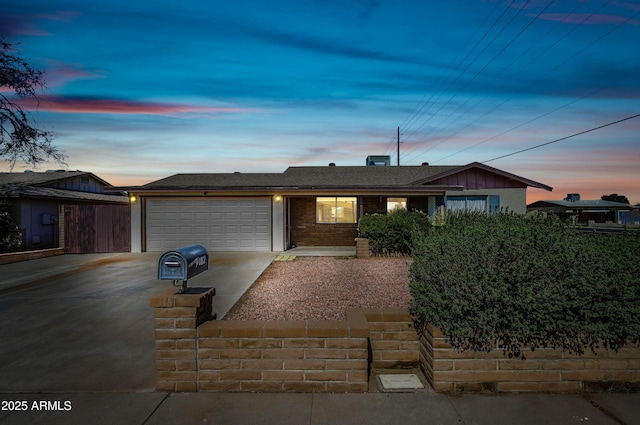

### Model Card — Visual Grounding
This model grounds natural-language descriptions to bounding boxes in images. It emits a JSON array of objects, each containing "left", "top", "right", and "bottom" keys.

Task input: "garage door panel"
[{"left": 146, "top": 198, "right": 271, "bottom": 252}]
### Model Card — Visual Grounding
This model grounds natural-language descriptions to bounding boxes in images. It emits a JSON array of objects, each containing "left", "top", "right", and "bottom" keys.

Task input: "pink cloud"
[
  {"left": 611, "top": 1, "right": 640, "bottom": 13},
  {"left": 43, "top": 62, "right": 105, "bottom": 88},
  {"left": 16, "top": 95, "right": 263, "bottom": 116},
  {"left": 537, "top": 13, "right": 640, "bottom": 25}
]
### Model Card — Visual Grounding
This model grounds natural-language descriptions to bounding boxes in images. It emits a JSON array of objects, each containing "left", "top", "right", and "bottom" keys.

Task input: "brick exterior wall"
[
  {"left": 289, "top": 197, "right": 358, "bottom": 246},
  {"left": 421, "top": 324, "right": 640, "bottom": 393}
]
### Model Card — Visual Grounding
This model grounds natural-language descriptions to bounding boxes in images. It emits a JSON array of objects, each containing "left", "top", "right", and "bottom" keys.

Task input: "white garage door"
[{"left": 146, "top": 198, "right": 271, "bottom": 252}]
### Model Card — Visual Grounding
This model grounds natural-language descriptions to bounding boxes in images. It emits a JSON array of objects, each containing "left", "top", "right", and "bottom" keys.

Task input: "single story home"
[
  {"left": 121, "top": 160, "right": 552, "bottom": 253},
  {"left": 527, "top": 196, "right": 637, "bottom": 225},
  {"left": 0, "top": 170, "right": 129, "bottom": 251}
]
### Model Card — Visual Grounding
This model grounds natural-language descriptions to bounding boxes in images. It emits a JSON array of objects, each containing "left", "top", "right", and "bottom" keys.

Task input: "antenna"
[{"left": 397, "top": 126, "right": 400, "bottom": 166}]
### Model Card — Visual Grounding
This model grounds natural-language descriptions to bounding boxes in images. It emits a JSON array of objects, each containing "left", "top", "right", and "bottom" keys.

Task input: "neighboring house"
[
  {"left": 527, "top": 195, "right": 636, "bottom": 225},
  {"left": 0, "top": 170, "right": 129, "bottom": 251},
  {"left": 121, "top": 160, "right": 552, "bottom": 253}
]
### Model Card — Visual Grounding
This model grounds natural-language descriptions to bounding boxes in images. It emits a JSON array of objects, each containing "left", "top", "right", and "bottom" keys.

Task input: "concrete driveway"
[{"left": 0, "top": 251, "right": 276, "bottom": 393}]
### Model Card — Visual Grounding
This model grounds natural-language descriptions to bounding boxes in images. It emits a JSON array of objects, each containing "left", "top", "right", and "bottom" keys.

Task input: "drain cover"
[{"left": 377, "top": 374, "right": 424, "bottom": 391}]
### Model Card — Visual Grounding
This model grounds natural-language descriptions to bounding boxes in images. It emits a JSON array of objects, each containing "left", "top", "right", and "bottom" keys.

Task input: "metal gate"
[{"left": 64, "top": 205, "right": 131, "bottom": 254}]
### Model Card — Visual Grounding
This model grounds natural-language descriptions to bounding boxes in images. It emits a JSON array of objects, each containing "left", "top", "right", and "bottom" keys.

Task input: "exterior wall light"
[
  {"left": 129, "top": 194, "right": 138, "bottom": 203},
  {"left": 275, "top": 195, "right": 282, "bottom": 203}
]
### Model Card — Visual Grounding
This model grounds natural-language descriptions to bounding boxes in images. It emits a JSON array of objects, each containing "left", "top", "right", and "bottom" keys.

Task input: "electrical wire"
[
  {"left": 481, "top": 113, "right": 640, "bottom": 163},
  {"left": 402, "top": 0, "right": 557, "bottom": 162}
]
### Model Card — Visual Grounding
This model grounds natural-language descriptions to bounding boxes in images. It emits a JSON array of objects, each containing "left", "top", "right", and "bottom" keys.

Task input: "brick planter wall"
[
  {"left": 150, "top": 288, "right": 640, "bottom": 394},
  {"left": 149, "top": 288, "right": 418, "bottom": 392},
  {"left": 421, "top": 324, "right": 640, "bottom": 393},
  {"left": 197, "top": 317, "right": 369, "bottom": 392}
]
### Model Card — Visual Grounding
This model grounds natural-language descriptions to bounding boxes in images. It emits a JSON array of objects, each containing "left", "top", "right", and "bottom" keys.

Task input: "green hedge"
[
  {"left": 409, "top": 212, "right": 640, "bottom": 358},
  {"left": 358, "top": 209, "right": 430, "bottom": 256},
  {"left": 0, "top": 200, "right": 22, "bottom": 253}
]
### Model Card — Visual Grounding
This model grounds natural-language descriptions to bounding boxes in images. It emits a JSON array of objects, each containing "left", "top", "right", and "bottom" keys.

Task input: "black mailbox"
[{"left": 158, "top": 244, "right": 209, "bottom": 292}]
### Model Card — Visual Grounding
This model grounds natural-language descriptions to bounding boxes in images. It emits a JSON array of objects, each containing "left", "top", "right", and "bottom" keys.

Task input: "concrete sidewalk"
[{"left": 1, "top": 391, "right": 639, "bottom": 424}]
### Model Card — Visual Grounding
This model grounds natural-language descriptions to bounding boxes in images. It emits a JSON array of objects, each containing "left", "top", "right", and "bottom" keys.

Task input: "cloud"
[
  {"left": 612, "top": 1, "right": 640, "bottom": 13},
  {"left": 241, "top": 25, "right": 421, "bottom": 65},
  {"left": 16, "top": 95, "right": 264, "bottom": 116},
  {"left": 42, "top": 62, "right": 105, "bottom": 88}
]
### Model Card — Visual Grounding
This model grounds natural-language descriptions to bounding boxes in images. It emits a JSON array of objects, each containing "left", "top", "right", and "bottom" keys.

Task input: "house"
[
  {"left": 0, "top": 170, "right": 129, "bottom": 252},
  {"left": 121, "top": 160, "right": 552, "bottom": 253},
  {"left": 527, "top": 194, "right": 635, "bottom": 225}
]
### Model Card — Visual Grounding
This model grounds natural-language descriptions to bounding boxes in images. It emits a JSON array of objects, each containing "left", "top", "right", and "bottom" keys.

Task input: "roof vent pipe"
[
  {"left": 329, "top": 163, "right": 336, "bottom": 166},
  {"left": 422, "top": 162, "right": 429, "bottom": 166}
]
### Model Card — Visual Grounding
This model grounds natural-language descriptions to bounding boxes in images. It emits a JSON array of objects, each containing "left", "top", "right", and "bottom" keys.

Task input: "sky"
[{"left": 1, "top": 0, "right": 639, "bottom": 204}]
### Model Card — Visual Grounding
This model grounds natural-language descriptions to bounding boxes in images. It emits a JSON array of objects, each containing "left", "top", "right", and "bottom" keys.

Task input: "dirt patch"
[{"left": 224, "top": 257, "right": 413, "bottom": 321}]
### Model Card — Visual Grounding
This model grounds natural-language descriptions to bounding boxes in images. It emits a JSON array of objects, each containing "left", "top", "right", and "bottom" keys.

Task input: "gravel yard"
[{"left": 224, "top": 257, "right": 413, "bottom": 321}]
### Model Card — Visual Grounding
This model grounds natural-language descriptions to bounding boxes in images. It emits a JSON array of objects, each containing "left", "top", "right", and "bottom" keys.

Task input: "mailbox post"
[{"left": 158, "top": 244, "right": 209, "bottom": 293}]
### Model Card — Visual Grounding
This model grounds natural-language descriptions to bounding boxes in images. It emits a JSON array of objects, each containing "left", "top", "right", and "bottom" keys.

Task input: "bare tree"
[{"left": 0, "top": 38, "right": 65, "bottom": 169}]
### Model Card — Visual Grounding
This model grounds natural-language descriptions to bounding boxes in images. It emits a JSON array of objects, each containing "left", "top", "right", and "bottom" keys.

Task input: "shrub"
[
  {"left": 358, "top": 209, "right": 430, "bottom": 256},
  {"left": 409, "top": 211, "right": 640, "bottom": 358},
  {"left": 0, "top": 200, "right": 22, "bottom": 253}
]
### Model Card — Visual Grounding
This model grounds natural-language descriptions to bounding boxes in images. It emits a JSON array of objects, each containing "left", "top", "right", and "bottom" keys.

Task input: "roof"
[
  {"left": 527, "top": 200, "right": 633, "bottom": 209},
  {"left": 141, "top": 166, "right": 459, "bottom": 189},
  {"left": 0, "top": 171, "right": 127, "bottom": 203},
  {"left": 0, "top": 170, "right": 92, "bottom": 187},
  {"left": 127, "top": 163, "right": 549, "bottom": 193}
]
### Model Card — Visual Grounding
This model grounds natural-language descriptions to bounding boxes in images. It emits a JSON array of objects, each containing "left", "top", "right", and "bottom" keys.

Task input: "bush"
[
  {"left": 409, "top": 212, "right": 640, "bottom": 358},
  {"left": 358, "top": 209, "right": 431, "bottom": 256},
  {"left": 0, "top": 200, "right": 22, "bottom": 253}
]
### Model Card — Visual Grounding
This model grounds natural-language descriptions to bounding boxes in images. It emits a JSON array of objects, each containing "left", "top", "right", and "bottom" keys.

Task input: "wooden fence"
[{"left": 64, "top": 205, "right": 130, "bottom": 254}]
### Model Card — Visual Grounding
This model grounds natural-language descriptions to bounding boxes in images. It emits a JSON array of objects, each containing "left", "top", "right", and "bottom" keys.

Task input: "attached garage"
[{"left": 145, "top": 198, "right": 271, "bottom": 252}]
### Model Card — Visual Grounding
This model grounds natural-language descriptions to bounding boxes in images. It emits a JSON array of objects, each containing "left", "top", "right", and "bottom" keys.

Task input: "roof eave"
[{"left": 118, "top": 185, "right": 465, "bottom": 196}]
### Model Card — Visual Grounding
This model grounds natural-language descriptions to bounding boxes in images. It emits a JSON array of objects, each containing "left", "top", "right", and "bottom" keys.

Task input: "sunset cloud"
[{"left": 17, "top": 96, "right": 263, "bottom": 116}]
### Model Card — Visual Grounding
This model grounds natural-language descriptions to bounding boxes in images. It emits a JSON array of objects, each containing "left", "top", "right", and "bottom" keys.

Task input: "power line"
[
  {"left": 402, "top": 0, "right": 555, "bottom": 163},
  {"left": 408, "top": 0, "right": 637, "bottom": 165},
  {"left": 401, "top": 0, "right": 535, "bottom": 159},
  {"left": 481, "top": 113, "right": 640, "bottom": 163},
  {"left": 415, "top": 0, "right": 598, "bottom": 164},
  {"left": 398, "top": 0, "right": 517, "bottom": 147}
]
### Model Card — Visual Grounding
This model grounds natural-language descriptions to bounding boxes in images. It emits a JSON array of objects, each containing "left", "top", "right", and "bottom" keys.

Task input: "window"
[
  {"left": 387, "top": 197, "right": 407, "bottom": 213},
  {"left": 316, "top": 197, "right": 357, "bottom": 223},
  {"left": 446, "top": 196, "right": 487, "bottom": 212}
]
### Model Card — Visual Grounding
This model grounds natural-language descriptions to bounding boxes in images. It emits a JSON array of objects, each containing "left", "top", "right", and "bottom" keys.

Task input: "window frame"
[
  {"left": 386, "top": 197, "right": 407, "bottom": 213},
  {"left": 445, "top": 195, "right": 500, "bottom": 213},
  {"left": 315, "top": 196, "right": 358, "bottom": 224}
]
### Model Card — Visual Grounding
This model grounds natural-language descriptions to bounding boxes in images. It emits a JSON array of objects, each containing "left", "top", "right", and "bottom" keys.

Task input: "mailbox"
[{"left": 158, "top": 244, "right": 209, "bottom": 292}]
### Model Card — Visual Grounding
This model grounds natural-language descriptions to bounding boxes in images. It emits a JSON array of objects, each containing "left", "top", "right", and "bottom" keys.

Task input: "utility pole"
[{"left": 397, "top": 126, "right": 400, "bottom": 166}]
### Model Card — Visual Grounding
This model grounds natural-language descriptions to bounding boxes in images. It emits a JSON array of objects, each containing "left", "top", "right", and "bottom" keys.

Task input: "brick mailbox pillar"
[{"left": 149, "top": 287, "right": 215, "bottom": 392}]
